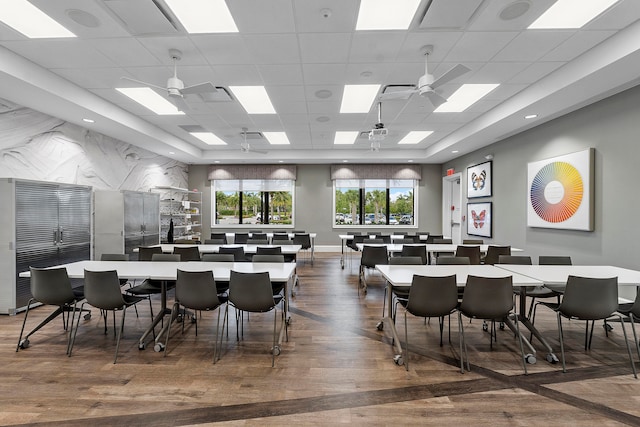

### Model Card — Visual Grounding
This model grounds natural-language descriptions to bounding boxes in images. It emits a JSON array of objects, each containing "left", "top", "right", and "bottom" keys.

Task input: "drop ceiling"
[{"left": 0, "top": 0, "right": 639, "bottom": 164}]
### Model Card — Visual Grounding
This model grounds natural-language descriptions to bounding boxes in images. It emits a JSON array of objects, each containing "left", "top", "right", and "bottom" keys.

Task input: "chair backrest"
[
  {"left": 176, "top": 270, "right": 220, "bottom": 310},
  {"left": 293, "top": 233, "right": 311, "bottom": 249},
  {"left": 29, "top": 267, "right": 76, "bottom": 305},
  {"left": 560, "top": 275, "right": 618, "bottom": 320},
  {"left": 292, "top": 230, "right": 305, "bottom": 234},
  {"left": 463, "top": 239, "right": 484, "bottom": 244},
  {"left": 460, "top": 275, "right": 513, "bottom": 318},
  {"left": 389, "top": 256, "right": 423, "bottom": 265},
  {"left": 406, "top": 274, "right": 459, "bottom": 318},
  {"left": 400, "top": 245, "right": 427, "bottom": 264},
  {"left": 173, "top": 246, "right": 201, "bottom": 261},
  {"left": 246, "top": 239, "right": 269, "bottom": 245},
  {"left": 138, "top": 246, "right": 163, "bottom": 261},
  {"left": 229, "top": 271, "right": 275, "bottom": 312},
  {"left": 433, "top": 238, "right": 452, "bottom": 244},
  {"left": 483, "top": 245, "right": 511, "bottom": 265},
  {"left": 250, "top": 233, "right": 267, "bottom": 241},
  {"left": 361, "top": 245, "right": 389, "bottom": 268},
  {"left": 100, "top": 253, "right": 129, "bottom": 261},
  {"left": 204, "top": 238, "right": 226, "bottom": 244},
  {"left": 539, "top": 255, "right": 572, "bottom": 265},
  {"left": 151, "top": 253, "right": 181, "bottom": 262},
  {"left": 425, "top": 234, "right": 443, "bottom": 243},
  {"left": 437, "top": 256, "right": 471, "bottom": 265},
  {"left": 83, "top": 270, "right": 126, "bottom": 310},
  {"left": 272, "top": 239, "right": 293, "bottom": 245},
  {"left": 233, "top": 233, "right": 249, "bottom": 244},
  {"left": 210, "top": 232, "right": 228, "bottom": 243},
  {"left": 201, "top": 253, "right": 234, "bottom": 262},
  {"left": 252, "top": 254, "right": 285, "bottom": 263},
  {"left": 455, "top": 245, "right": 481, "bottom": 265},
  {"left": 498, "top": 255, "right": 532, "bottom": 265},
  {"left": 363, "top": 238, "right": 384, "bottom": 244},
  {"left": 272, "top": 233, "right": 290, "bottom": 241},
  {"left": 396, "top": 238, "right": 416, "bottom": 244},
  {"left": 218, "top": 246, "right": 245, "bottom": 261},
  {"left": 377, "top": 234, "right": 391, "bottom": 243},
  {"left": 256, "top": 246, "right": 282, "bottom": 255}
]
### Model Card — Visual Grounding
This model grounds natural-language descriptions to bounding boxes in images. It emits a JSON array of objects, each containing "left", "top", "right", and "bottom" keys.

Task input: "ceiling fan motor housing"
[
  {"left": 418, "top": 73, "right": 435, "bottom": 94},
  {"left": 166, "top": 76, "right": 184, "bottom": 96}
]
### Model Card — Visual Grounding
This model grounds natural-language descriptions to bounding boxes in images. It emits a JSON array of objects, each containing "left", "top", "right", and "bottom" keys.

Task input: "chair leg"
[
  {"left": 617, "top": 314, "right": 637, "bottom": 378},
  {"left": 114, "top": 308, "right": 126, "bottom": 364},
  {"left": 17, "top": 302, "right": 66, "bottom": 351},
  {"left": 272, "top": 308, "right": 278, "bottom": 368},
  {"left": 16, "top": 298, "right": 35, "bottom": 351},
  {"left": 558, "top": 313, "right": 567, "bottom": 373},
  {"left": 630, "top": 314, "right": 640, "bottom": 361},
  {"left": 163, "top": 303, "right": 179, "bottom": 358},
  {"left": 404, "top": 309, "right": 409, "bottom": 372},
  {"left": 512, "top": 314, "right": 528, "bottom": 375},
  {"left": 213, "top": 306, "right": 221, "bottom": 364}
]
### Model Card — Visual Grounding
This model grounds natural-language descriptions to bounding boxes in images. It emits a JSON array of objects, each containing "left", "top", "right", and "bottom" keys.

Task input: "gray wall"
[
  {"left": 188, "top": 163, "right": 443, "bottom": 246},
  {"left": 442, "top": 83, "right": 640, "bottom": 269}
]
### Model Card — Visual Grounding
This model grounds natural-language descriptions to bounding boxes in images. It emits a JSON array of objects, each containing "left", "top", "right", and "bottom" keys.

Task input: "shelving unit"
[{"left": 153, "top": 186, "right": 202, "bottom": 243}]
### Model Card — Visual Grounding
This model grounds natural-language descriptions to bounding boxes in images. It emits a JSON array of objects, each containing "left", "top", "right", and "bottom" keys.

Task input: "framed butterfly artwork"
[
  {"left": 467, "top": 161, "right": 492, "bottom": 198},
  {"left": 467, "top": 202, "right": 492, "bottom": 238}
]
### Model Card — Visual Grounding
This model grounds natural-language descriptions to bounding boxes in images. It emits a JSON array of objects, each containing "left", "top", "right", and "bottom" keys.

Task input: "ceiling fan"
[
  {"left": 368, "top": 101, "right": 387, "bottom": 152},
  {"left": 121, "top": 48, "right": 217, "bottom": 111},
  {"left": 380, "top": 45, "right": 471, "bottom": 108},
  {"left": 239, "top": 127, "right": 268, "bottom": 154}
]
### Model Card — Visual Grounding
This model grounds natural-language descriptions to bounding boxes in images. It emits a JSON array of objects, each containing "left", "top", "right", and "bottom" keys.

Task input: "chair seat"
[
  {"left": 522, "top": 286, "right": 560, "bottom": 298},
  {"left": 127, "top": 279, "right": 174, "bottom": 295},
  {"left": 123, "top": 294, "right": 147, "bottom": 305}
]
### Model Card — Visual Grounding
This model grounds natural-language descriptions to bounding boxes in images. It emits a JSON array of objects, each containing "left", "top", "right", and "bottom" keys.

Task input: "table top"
[
  {"left": 376, "top": 264, "right": 542, "bottom": 287},
  {"left": 144, "top": 244, "right": 302, "bottom": 254},
  {"left": 19, "top": 260, "right": 297, "bottom": 282},
  {"left": 495, "top": 264, "right": 640, "bottom": 286}
]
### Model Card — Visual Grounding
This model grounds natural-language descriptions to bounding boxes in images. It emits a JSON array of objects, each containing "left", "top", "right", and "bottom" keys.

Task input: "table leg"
[
  {"left": 376, "top": 281, "right": 404, "bottom": 364},
  {"left": 512, "top": 287, "right": 558, "bottom": 364},
  {"left": 340, "top": 239, "right": 345, "bottom": 269},
  {"left": 138, "top": 280, "right": 171, "bottom": 350}
]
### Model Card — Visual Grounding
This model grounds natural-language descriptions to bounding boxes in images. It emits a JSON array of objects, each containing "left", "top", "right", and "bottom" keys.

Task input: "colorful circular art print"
[{"left": 530, "top": 161, "right": 583, "bottom": 223}]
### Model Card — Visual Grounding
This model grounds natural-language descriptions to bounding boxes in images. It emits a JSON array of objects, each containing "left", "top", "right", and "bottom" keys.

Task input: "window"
[
  {"left": 213, "top": 180, "right": 293, "bottom": 226},
  {"left": 334, "top": 179, "right": 416, "bottom": 226}
]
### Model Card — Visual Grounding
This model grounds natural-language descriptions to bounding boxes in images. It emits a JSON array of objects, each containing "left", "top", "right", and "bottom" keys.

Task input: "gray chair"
[
  {"left": 432, "top": 238, "right": 453, "bottom": 263},
  {"left": 347, "top": 234, "right": 366, "bottom": 251},
  {"left": 256, "top": 246, "right": 282, "bottom": 255},
  {"left": 201, "top": 253, "right": 234, "bottom": 262},
  {"left": 359, "top": 245, "right": 389, "bottom": 295},
  {"left": 455, "top": 245, "right": 481, "bottom": 265},
  {"left": 425, "top": 234, "right": 443, "bottom": 244},
  {"left": 218, "top": 246, "right": 246, "bottom": 262},
  {"left": 252, "top": 254, "right": 287, "bottom": 298},
  {"left": 204, "top": 238, "right": 226, "bottom": 244},
  {"left": 100, "top": 253, "right": 129, "bottom": 261},
  {"left": 618, "top": 294, "right": 640, "bottom": 364},
  {"left": 363, "top": 238, "right": 384, "bottom": 244},
  {"left": 173, "top": 246, "right": 201, "bottom": 261},
  {"left": 402, "top": 274, "right": 459, "bottom": 371},
  {"left": 539, "top": 276, "right": 636, "bottom": 377},
  {"left": 246, "top": 239, "right": 269, "bottom": 245},
  {"left": 71, "top": 270, "right": 146, "bottom": 363},
  {"left": 225, "top": 271, "right": 283, "bottom": 367},
  {"left": 458, "top": 275, "right": 528, "bottom": 374},
  {"left": 482, "top": 245, "right": 511, "bottom": 265},
  {"left": 164, "top": 270, "right": 223, "bottom": 363},
  {"left": 272, "top": 233, "right": 290, "bottom": 242},
  {"left": 539, "top": 256, "right": 573, "bottom": 265},
  {"left": 210, "top": 232, "right": 228, "bottom": 244},
  {"left": 396, "top": 238, "right": 416, "bottom": 244},
  {"left": 437, "top": 256, "right": 470, "bottom": 301},
  {"left": 293, "top": 233, "right": 312, "bottom": 264},
  {"left": 137, "top": 246, "right": 163, "bottom": 261},
  {"left": 386, "top": 256, "right": 423, "bottom": 320},
  {"left": 400, "top": 245, "right": 427, "bottom": 265},
  {"left": 233, "top": 233, "right": 249, "bottom": 244},
  {"left": 17, "top": 267, "right": 89, "bottom": 354}
]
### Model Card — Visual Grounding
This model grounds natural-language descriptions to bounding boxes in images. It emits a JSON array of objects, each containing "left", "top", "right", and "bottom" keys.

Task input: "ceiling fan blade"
[
  {"left": 180, "top": 81, "right": 217, "bottom": 95},
  {"left": 425, "top": 91, "right": 447, "bottom": 108},
  {"left": 431, "top": 64, "right": 471, "bottom": 89},
  {"left": 120, "top": 76, "right": 165, "bottom": 91},
  {"left": 169, "top": 95, "right": 190, "bottom": 112},
  {"left": 379, "top": 89, "right": 418, "bottom": 100}
]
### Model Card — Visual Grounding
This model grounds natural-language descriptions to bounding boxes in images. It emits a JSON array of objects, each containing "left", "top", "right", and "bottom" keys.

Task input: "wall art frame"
[
  {"left": 467, "top": 202, "right": 492, "bottom": 238},
  {"left": 467, "top": 161, "right": 492, "bottom": 198}
]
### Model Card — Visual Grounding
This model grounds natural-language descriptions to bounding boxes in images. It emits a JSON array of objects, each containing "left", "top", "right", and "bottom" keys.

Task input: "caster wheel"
[
  {"left": 604, "top": 323, "right": 614, "bottom": 332},
  {"left": 138, "top": 342, "right": 146, "bottom": 350},
  {"left": 176, "top": 315, "right": 183, "bottom": 323},
  {"left": 525, "top": 353, "right": 537, "bottom": 364},
  {"left": 19, "top": 339, "right": 30, "bottom": 349},
  {"left": 376, "top": 321, "right": 384, "bottom": 331},
  {"left": 272, "top": 346, "right": 281, "bottom": 356},
  {"left": 191, "top": 315, "right": 197, "bottom": 324},
  {"left": 154, "top": 343, "right": 165, "bottom": 352},
  {"left": 393, "top": 354, "right": 404, "bottom": 366},
  {"left": 499, "top": 322, "right": 505, "bottom": 330},
  {"left": 84, "top": 313, "right": 91, "bottom": 320},
  {"left": 482, "top": 323, "right": 488, "bottom": 332},
  {"left": 546, "top": 353, "right": 559, "bottom": 364},
  {"left": 291, "top": 291, "right": 296, "bottom": 298},
  {"left": 286, "top": 317, "right": 292, "bottom": 326}
]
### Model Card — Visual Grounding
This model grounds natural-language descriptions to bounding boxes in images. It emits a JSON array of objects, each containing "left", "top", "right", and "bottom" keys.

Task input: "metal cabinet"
[{"left": 0, "top": 178, "right": 92, "bottom": 314}]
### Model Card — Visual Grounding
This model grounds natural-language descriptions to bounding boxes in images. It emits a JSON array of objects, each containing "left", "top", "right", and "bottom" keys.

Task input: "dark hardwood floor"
[{"left": 2, "top": 253, "right": 640, "bottom": 426}]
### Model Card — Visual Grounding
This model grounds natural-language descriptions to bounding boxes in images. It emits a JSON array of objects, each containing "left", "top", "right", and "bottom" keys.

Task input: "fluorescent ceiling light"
[
  {"left": 340, "top": 85, "right": 381, "bottom": 113},
  {"left": 191, "top": 132, "right": 227, "bottom": 145},
  {"left": 0, "top": 0, "right": 76, "bottom": 38},
  {"left": 529, "top": 0, "right": 619, "bottom": 29},
  {"left": 334, "top": 132, "right": 359, "bottom": 145},
  {"left": 82, "top": 118, "right": 95, "bottom": 123},
  {"left": 116, "top": 87, "right": 184, "bottom": 115},
  {"left": 398, "top": 131, "right": 433, "bottom": 145},
  {"left": 164, "top": 0, "right": 238, "bottom": 33},
  {"left": 356, "top": 0, "right": 421, "bottom": 30},
  {"left": 229, "top": 86, "right": 276, "bottom": 114},
  {"left": 434, "top": 84, "right": 499, "bottom": 113},
  {"left": 524, "top": 114, "right": 538, "bottom": 119},
  {"left": 263, "top": 132, "right": 290, "bottom": 145}
]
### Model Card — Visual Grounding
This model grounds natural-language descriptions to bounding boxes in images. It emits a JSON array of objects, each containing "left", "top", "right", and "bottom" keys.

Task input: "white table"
[
  {"left": 148, "top": 244, "right": 302, "bottom": 256},
  {"left": 338, "top": 234, "right": 430, "bottom": 269},
  {"left": 375, "top": 264, "right": 542, "bottom": 365},
  {"left": 20, "top": 261, "right": 296, "bottom": 353},
  {"left": 356, "top": 243, "right": 522, "bottom": 264},
  {"left": 224, "top": 232, "right": 316, "bottom": 264}
]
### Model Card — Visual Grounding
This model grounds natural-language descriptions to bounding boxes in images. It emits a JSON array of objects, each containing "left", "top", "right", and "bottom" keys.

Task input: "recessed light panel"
[
  {"left": 229, "top": 86, "right": 276, "bottom": 114},
  {"left": 339, "top": 85, "right": 380, "bottom": 113},
  {"left": 334, "top": 132, "right": 359, "bottom": 145},
  {"left": 528, "top": 0, "right": 619, "bottom": 29},
  {"left": 116, "top": 87, "right": 184, "bottom": 115},
  {"left": 398, "top": 131, "right": 433, "bottom": 145},
  {"left": 434, "top": 84, "right": 499, "bottom": 113},
  {"left": 191, "top": 132, "right": 227, "bottom": 145},
  {"left": 356, "top": 0, "right": 421, "bottom": 30},
  {"left": 0, "top": 0, "right": 76, "bottom": 38},
  {"left": 263, "top": 132, "right": 290, "bottom": 145},
  {"left": 164, "top": 0, "right": 238, "bottom": 33}
]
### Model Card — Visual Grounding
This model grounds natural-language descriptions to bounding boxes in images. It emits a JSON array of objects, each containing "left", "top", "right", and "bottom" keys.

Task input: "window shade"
[
  {"left": 208, "top": 165, "right": 296, "bottom": 180},
  {"left": 330, "top": 164, "right": 421, "bottom": 180}
]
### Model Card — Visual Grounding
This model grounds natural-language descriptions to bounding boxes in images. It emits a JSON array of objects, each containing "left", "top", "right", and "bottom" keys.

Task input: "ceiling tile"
[
  {"left": 243, "top": 34, "right": 301, "bottom": 64},
  {"left": 298, "top": 33, "right": 352, "bottom": 63},
  {"left": 492, "top": 31, "right": 573, "bottom": 62},
  {"left": 292, "top": 0, "right": 359, "bottom": 33},
  {"left": 228, "top": 0, "right": 296, "bottom": 33},
  {"left": 444, "top": 31, "right": 519, "bottom": 62}
]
